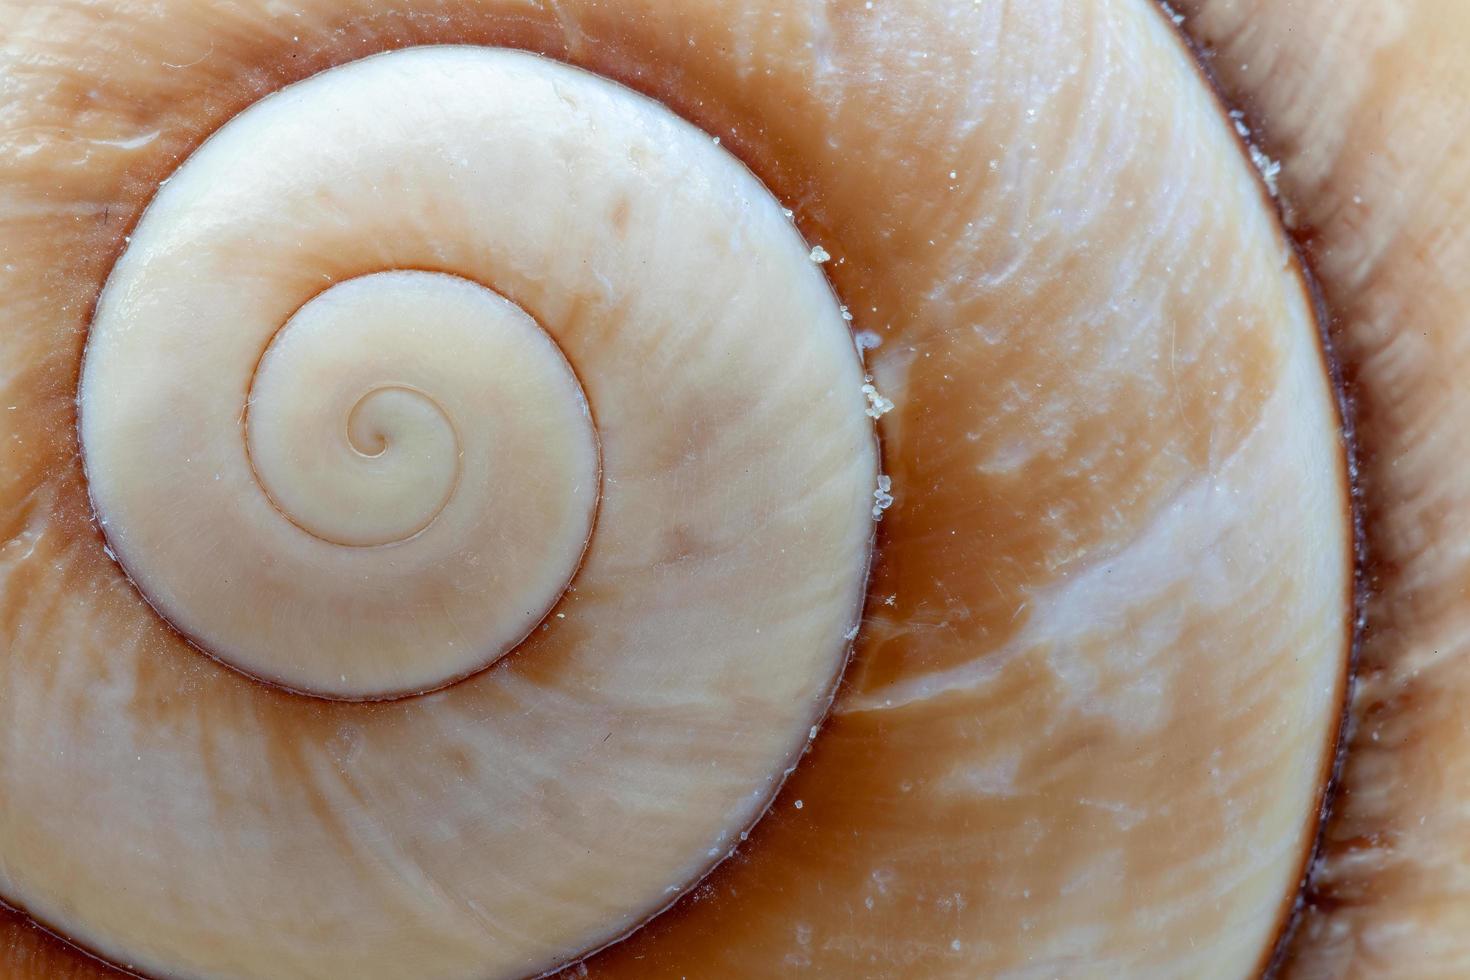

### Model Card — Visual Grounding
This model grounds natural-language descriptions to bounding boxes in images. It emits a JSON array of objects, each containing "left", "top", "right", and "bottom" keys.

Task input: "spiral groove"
[
  {"left": 61, "top": 45, "right": 877, "bottom": 978},
  {"left": 243, "top": 271, "right": 589, "bottom": 553},
  {"left": 85, "top": 251, "right": 604, "bottom": 698}
]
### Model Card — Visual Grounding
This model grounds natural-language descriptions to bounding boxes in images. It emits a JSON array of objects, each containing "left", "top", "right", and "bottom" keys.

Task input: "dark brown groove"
[
  {"left": 0, "top": 896, "right": 146, "bottom": 980},
  {"left": 1147, "top": 3, "right": 1369, "bottom": 979}
]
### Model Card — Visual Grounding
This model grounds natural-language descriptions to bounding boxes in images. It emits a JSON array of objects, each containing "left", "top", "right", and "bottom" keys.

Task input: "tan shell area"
[{"left": 0, "top": 1, "right": 1352, "bottom": 979}]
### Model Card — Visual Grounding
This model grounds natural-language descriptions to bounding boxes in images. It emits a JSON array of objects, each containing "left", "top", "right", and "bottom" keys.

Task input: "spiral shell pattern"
[
  {"left": 0, "top": 1, "right": 1367, "bottom": 978},
  {"left": 27, "top": 45, "right": 879, "bottom": 978}
]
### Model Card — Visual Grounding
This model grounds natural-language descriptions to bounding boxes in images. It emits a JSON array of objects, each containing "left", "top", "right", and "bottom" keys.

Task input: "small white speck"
[
  {"left": 794, "top": 799, "right": 804, "bottom": 809},
  {"left": 872, "top": 473, "right": 895, "bottom": 520},
  {"left": 861, "top": 382, "right": 894, "bottom": 419},
  {"left": 809, "top": 245, "right": 831, "bottom": 263},
  {"left": 1248, "top": 143, "right": 1282, "bottom": 195}
]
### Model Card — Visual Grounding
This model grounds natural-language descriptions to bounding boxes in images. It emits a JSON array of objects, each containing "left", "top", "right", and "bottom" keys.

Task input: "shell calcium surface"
[{"left": 0, "top": 0, "right": 1370, "bottom": 978}]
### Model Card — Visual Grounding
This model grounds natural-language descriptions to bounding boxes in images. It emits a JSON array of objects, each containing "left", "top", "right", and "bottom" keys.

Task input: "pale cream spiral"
[{"left": 65, "top": 46, "right": 877, "bottom": 978}]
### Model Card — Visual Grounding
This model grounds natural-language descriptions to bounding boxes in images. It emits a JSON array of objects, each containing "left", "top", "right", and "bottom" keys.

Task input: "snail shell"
[{"left": 0, "top": 0, "right": 1361, "bottom": 978}]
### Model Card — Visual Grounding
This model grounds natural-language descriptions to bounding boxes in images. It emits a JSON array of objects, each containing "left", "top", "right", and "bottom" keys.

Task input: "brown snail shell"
[{"left": 0, "top": 0, "right": 1376, "bottom": 977}]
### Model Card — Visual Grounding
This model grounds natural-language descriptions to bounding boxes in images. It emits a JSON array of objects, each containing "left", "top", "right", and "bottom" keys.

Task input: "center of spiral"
[
  {"left": 83, "top": 267, "right": 600, "bottom": 700},
  {"left": 247, "top": 275, "right": 477, "bottom": 548}
]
